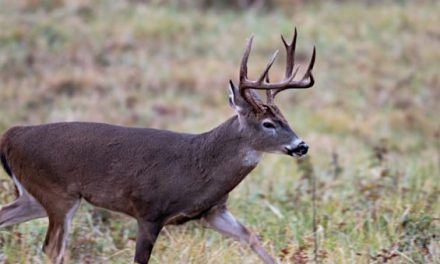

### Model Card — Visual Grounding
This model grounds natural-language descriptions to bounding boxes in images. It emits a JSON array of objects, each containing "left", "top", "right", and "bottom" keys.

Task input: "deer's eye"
[{"left": 262, "top": 121, "right": 276, "bottom": 129}]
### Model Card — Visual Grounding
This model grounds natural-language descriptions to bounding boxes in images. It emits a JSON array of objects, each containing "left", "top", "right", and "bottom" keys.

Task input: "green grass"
[{"left": 0, "top": 1, "right": 439, "bottom": 263}]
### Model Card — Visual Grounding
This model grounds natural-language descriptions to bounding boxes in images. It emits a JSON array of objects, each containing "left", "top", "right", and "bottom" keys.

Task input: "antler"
[{"left": 239, "top": 28, "right": 316, "bottom": 109}]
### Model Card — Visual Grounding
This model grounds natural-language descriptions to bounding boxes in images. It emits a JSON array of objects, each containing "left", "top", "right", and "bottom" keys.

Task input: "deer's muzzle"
[{"left": 285, "top": 141, "right": 308, "bottom": 157}]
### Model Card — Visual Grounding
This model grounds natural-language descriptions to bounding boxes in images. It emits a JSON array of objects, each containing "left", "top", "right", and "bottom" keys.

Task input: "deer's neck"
[{"left": 193, "top": 116, "right": 261, "bottom": 186}]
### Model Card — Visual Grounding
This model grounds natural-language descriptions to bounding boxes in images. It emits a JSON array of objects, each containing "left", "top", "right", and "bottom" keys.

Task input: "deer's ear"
[
  {"left": 228, "top": 80, "right": 237, "bottom": 107},
  {"left": 228, "top": 80, "right": 245, "bottom": 113}
]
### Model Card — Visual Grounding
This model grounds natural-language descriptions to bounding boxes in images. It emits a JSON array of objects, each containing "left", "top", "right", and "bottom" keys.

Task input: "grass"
[{"left": 0, "top": 0, "right": 439, "bottom": 263}]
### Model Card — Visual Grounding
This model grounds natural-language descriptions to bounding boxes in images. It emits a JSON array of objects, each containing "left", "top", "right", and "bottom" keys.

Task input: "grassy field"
[{"left": 0, "top": 0, "right": 439, "bottom": 263}]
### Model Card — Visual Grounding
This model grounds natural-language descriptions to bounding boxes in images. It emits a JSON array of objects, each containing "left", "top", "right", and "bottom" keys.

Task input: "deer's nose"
[{"left": 293, "top": 141, "right": 309, "bottom": 155}]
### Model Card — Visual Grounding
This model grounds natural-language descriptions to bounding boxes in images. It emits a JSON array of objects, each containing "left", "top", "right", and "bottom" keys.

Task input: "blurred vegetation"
[{"left": 0, "top": 0, "right": 439, "bottom": 263}]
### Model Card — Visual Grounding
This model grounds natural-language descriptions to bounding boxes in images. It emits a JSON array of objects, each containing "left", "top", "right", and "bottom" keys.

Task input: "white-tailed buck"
[{"left": 0, "top": 28, "right": 315, "bottom": 264}]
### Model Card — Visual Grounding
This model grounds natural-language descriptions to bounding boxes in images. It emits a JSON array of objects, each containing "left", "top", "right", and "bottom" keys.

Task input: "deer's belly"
[{"left": 165, "top": 194, "right": 228, "bottom": 225}]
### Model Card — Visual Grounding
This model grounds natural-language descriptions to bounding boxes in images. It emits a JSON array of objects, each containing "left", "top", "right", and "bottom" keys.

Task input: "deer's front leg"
[
  {"left": 203, "top": 205, "right": 278, "bottom": 264},
  {"left": 134, "top": 220, "right": 162, "bottom": 264}
]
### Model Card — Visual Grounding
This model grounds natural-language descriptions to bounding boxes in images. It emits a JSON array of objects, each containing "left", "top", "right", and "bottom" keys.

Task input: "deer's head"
[{"left": 229, "top": 29, "right": 315, "bottom": 157}]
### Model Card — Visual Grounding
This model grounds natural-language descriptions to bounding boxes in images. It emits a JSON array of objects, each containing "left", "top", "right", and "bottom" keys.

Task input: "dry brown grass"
[{"left": 0, "top": 0, "right": 439, "bottom": 263}]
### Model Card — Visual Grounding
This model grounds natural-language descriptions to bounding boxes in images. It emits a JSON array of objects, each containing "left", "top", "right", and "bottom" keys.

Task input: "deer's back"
[{"left": 1, "top": 122, "right": 200, "bottom": 214}]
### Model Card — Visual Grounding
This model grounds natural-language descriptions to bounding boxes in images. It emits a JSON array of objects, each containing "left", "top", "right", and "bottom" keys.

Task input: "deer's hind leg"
[
  {"left": 42, "top": 198, "right": 80, "bottom": 264},
  {"left": 0, "top": 174, "right": 47, "bottom": 228},
  {"left": 203, "top": 204, "right": 277, "bottom": 264}
]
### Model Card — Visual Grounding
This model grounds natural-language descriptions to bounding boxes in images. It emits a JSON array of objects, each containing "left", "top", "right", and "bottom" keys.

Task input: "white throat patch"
[{"left": 242, "top": 149, "right": 261, "bottom": 167}]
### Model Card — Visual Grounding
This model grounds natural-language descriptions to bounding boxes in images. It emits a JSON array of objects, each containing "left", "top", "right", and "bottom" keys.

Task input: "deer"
[{"left": 0, "top": 28, "right": 315, "bottom": 264}]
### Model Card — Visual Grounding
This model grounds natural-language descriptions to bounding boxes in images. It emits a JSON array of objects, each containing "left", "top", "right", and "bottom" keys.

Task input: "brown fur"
[
  {"left": 0, "top": 118, "right": 258, "bottom": 221},
  {"left": 0, "top": 115, "right": 284, "bottom": 263}
]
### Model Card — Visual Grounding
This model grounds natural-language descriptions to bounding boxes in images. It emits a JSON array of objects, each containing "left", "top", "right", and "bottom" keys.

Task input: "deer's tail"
[
  {"left": 0, "top": 153, "right": 12, "bottom": 178},
  {"left": 0, "top": 134, "right": 12, "bottom": 178}
]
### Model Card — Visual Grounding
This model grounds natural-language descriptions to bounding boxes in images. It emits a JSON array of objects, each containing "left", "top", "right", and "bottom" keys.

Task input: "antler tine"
[
  {"left": 305, "top": 46, "right": 316, "bottom": 78},
  {"left": 265, "top": 74, "right": 274, "bottom": 104},
  {"left": 240, "top": 35, "right": 253, "bottom": 82},
  {"left": 281, "top": 27, "right": 297, "bottom": 79},
  {"left": 257, "top": 50, "right": 279, "bottom": 83},
  {"left": 299, "top": 46, "right": 315, "bottom": 86},
  {"left": 296, "top": 46, "right": 315, "bottom": 86},
  {"left": 239, "top": 35, "right": 266, "bottom": 111}
]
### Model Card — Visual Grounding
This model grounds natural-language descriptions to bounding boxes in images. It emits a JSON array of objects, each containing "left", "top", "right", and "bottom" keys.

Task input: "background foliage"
[{"left": 0, "top": 0, "right": 439, "bottom": 263}]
